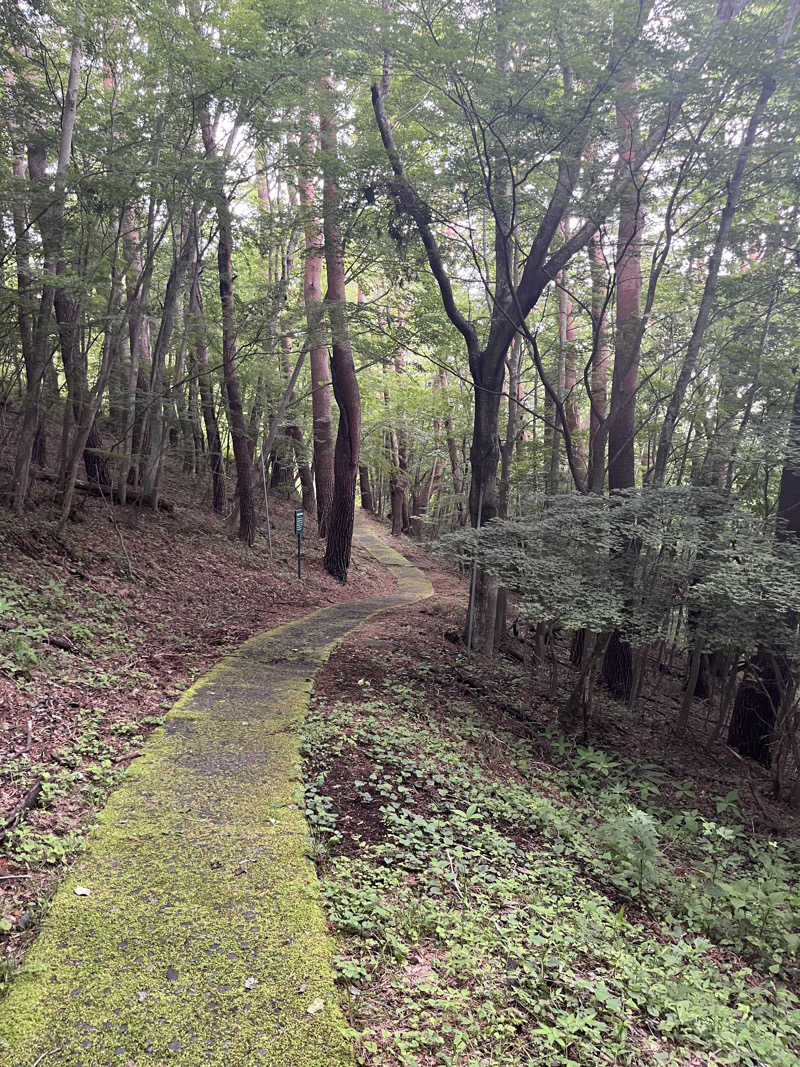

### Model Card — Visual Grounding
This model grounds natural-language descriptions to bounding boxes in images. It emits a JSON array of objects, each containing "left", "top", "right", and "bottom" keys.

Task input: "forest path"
[{"left": 0, "top": 517, "right": 432, "bottom": 1067}]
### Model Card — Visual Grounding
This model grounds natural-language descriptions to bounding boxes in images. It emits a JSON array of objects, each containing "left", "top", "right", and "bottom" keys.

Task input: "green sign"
[{"left": 294, "top": 509, "right": 304, "bottom": 535}]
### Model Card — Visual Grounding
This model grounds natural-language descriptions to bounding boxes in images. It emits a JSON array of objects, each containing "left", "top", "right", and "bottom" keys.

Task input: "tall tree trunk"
[
  {"left": 386, "top": 339, "right": 409, "bottom": 537},
  {"left": 188, "top": 266, "right": 226, "bottom": 513},
  {"left": 298, "top": 127, "right": 335, "bottom": 536},
  {"left": 120, "top": 208, "right": 153, "bottom": 500},
  {"left": 603, "top": 70, "right": 644, "bottom": 700},
  {"left": 7, "top": 132, "right": 46, "bottom": 474},
  {"left": 141, "top": 216, "right": 193, "bottom": 507},
  {"left": 57, "top": 219, "right": 127, "bottom": 528},
  {"left": 560, "top": 264, "right": 587, "bottom": 486},
  {"left": 587, "top": 231, "right": 610, "bottom": 492},
  {"left": 441, "top": 371, "right": 466, "bottom": 525},
  {"left": 499, "top": 334, "right": 522, "bottom": 518},
  {"left": 607, "top": 83, "right": 644, "bottom": 493},
  {"left": 280, "top": 334, "right": 315, "bottom": 514},
  {"left": 320, "top": 80, "right": 360, "bottom": 582},
  {"left": 359, "top": 465, "right": 374, "bottom": 512},
  {"left": 201, "top": 114, "right": 256, "bottom": 544},
  {"left": 53, "top": 286, "right": 111, "bottom": 488}
]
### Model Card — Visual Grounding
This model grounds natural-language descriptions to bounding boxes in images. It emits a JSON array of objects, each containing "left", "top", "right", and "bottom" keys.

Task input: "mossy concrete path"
[{"left": 0, "top": 520, "right": 432, "bottom": 1067}]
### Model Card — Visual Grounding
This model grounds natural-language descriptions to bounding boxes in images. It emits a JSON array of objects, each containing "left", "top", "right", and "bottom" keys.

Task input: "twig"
[
  {"left": 31, "top": 1050, "right": 61, "bottom": 1067},
  {"left": 0, "top": 873, "right": 36, "bottom": 880},
  {"left": 24, "top": 717, "right": 32, "bottom": 753},
  {"left": 0, "top": 781, "right": 42, "bottom": 843}
]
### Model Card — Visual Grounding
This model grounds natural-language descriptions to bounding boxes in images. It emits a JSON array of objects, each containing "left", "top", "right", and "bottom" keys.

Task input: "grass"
[{"left": 302, "top": 666, "right": 800, "bottom": 1066}]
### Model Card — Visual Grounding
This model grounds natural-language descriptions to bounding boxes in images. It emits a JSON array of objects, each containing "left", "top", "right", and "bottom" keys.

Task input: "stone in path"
[{"left": 0, "top": 522, "right": 432, "bottom": 1066}]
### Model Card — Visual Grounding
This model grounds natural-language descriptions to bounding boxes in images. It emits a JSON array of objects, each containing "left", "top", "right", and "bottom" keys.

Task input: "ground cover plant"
[{"left": 305, "top": 590, "right": 800, "bottom": 1066}]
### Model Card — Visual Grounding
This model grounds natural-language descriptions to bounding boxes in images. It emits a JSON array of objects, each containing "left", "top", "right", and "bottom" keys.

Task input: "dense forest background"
[{"left": 2, "top": 0, "right": 800, "bottom": 787}]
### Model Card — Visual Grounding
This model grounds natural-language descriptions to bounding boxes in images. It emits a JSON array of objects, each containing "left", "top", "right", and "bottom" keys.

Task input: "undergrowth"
[{"left": 302, "top": 677, "right": 800, "bottom": 1066}]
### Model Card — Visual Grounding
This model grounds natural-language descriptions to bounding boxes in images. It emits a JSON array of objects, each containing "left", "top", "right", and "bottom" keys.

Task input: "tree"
[
  {"left": 298, "top": 128, "right": 335, "bottom": 535},
  {"left": 321, "top": 79, "right": 361, "bottom": 581}
]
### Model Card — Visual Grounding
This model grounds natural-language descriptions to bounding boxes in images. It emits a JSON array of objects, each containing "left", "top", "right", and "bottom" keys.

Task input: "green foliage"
[
  {"left": 303, "top": 678, "right": 800, "bottom": 1065},
  {"left": 596, "top": 806, "right": 664, "bottom": 898},
  {"left": 438, "top": 486, "right": 800, "bottom": 662}
]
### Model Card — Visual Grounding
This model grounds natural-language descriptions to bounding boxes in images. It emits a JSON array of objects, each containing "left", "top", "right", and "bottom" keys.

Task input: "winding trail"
[{"left": 0, "top": 519, "right": 432, "bottom": 1066}]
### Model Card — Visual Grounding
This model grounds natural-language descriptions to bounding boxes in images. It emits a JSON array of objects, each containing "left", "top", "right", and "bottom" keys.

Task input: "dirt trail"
[{"left": 0, "top": 518, "right": 432, "bottom": 1066}]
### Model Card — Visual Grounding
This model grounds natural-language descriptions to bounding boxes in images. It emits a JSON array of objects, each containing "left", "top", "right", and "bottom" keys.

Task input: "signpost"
[{"left": 294, "top": 508, "right": 304, "bottom": 578}]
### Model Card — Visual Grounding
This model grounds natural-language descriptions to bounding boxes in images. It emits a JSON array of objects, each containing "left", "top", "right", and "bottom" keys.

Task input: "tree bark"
[
  {"left": 320, "top": 80, "right": 360, "bottom": 582},
  {"left": 298, "top": 126, "right": 335, "bottom": 536},
  {"left": 120, "top": 207, "right": 153, "bottom": 501},
  {"left": 603, "top": 69, "right": 644, "bottom": 700},
  {"left": 141, "top": 215, "right": 194, "bottom": 507},
  {"left": 188, "top": 265, "right": 226, "bottom": 513},
  {"left": 53, "top": 286, "right": 111, "bottom": 489},
  {"left": 359, "top": 465, "right": 374, "bottom": 512},
  {"left": 200, "top": 112, "right": 256, "bottom": 544},
  {"left": 499, "top": 334, "right": 522, "bottom": 518},
  {"left": 587, "top": 232, "right": 610, "bottom": 492}
]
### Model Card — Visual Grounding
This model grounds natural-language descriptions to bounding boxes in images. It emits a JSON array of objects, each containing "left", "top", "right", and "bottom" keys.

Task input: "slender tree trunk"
[
  {"left": 359, "top": 465, "right": 374, "bottom": 512},
  {"left": 320, "top": 80, "right": 361, "bottom": 582},
  {"left": 201, "top": 114, "right": 255, "bottom": 544},
  {"left": 411, "top": 462, "right": 440, "bottom": 538},
  {"left": 58, "top": 222, "right": 126, "bottom": 527},
  {"left": 53, "top": 287, "right": 111, "bottom": 488},
  {"left": 443, "top": 389, "right": 466, "bottom": 525},
  {"left": 560, "top": 264, "right": 587, "bottom": 486},
  {"left": 141, "top": 217, "right": 193, "bottom": 507},
  {"left": 8, "top": 133, "right": 48, "bottom": 475},
  {"left": 588, "top": 232, "right": 610, "bottom": 492},
  {"left": 120, "top": 208, "right": 150, "bottom": 499},
  {"left": 298, "top": 127, "right": 335, "bottom": 536},
  {"left": 603, "top": 72, "right": 644, "bottom": 700},
  {"left": 499, "top": 333, "right": 522, "bottom": 518},
  {"left": 607, "top": 83, "right": 644, "bottom": 493},
  {"left": 218, "top": 204, "right": 255, "bottom": 543},
  {"left": 188, "top": 267, "right": 226, "bottom": 512},
  {"left": 280, "top": 334, "right": 315, "bottom": 514}
]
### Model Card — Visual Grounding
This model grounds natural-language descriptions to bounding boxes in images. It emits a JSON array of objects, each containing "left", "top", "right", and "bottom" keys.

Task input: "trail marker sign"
[{"left": 294, "top": 509, "right": 304, "bottom": 578}]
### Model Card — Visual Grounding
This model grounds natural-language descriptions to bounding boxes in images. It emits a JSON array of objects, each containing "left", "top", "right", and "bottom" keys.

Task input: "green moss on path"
[{"left": 0, "top": 520, "right": 432, "bottom": 1066}]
